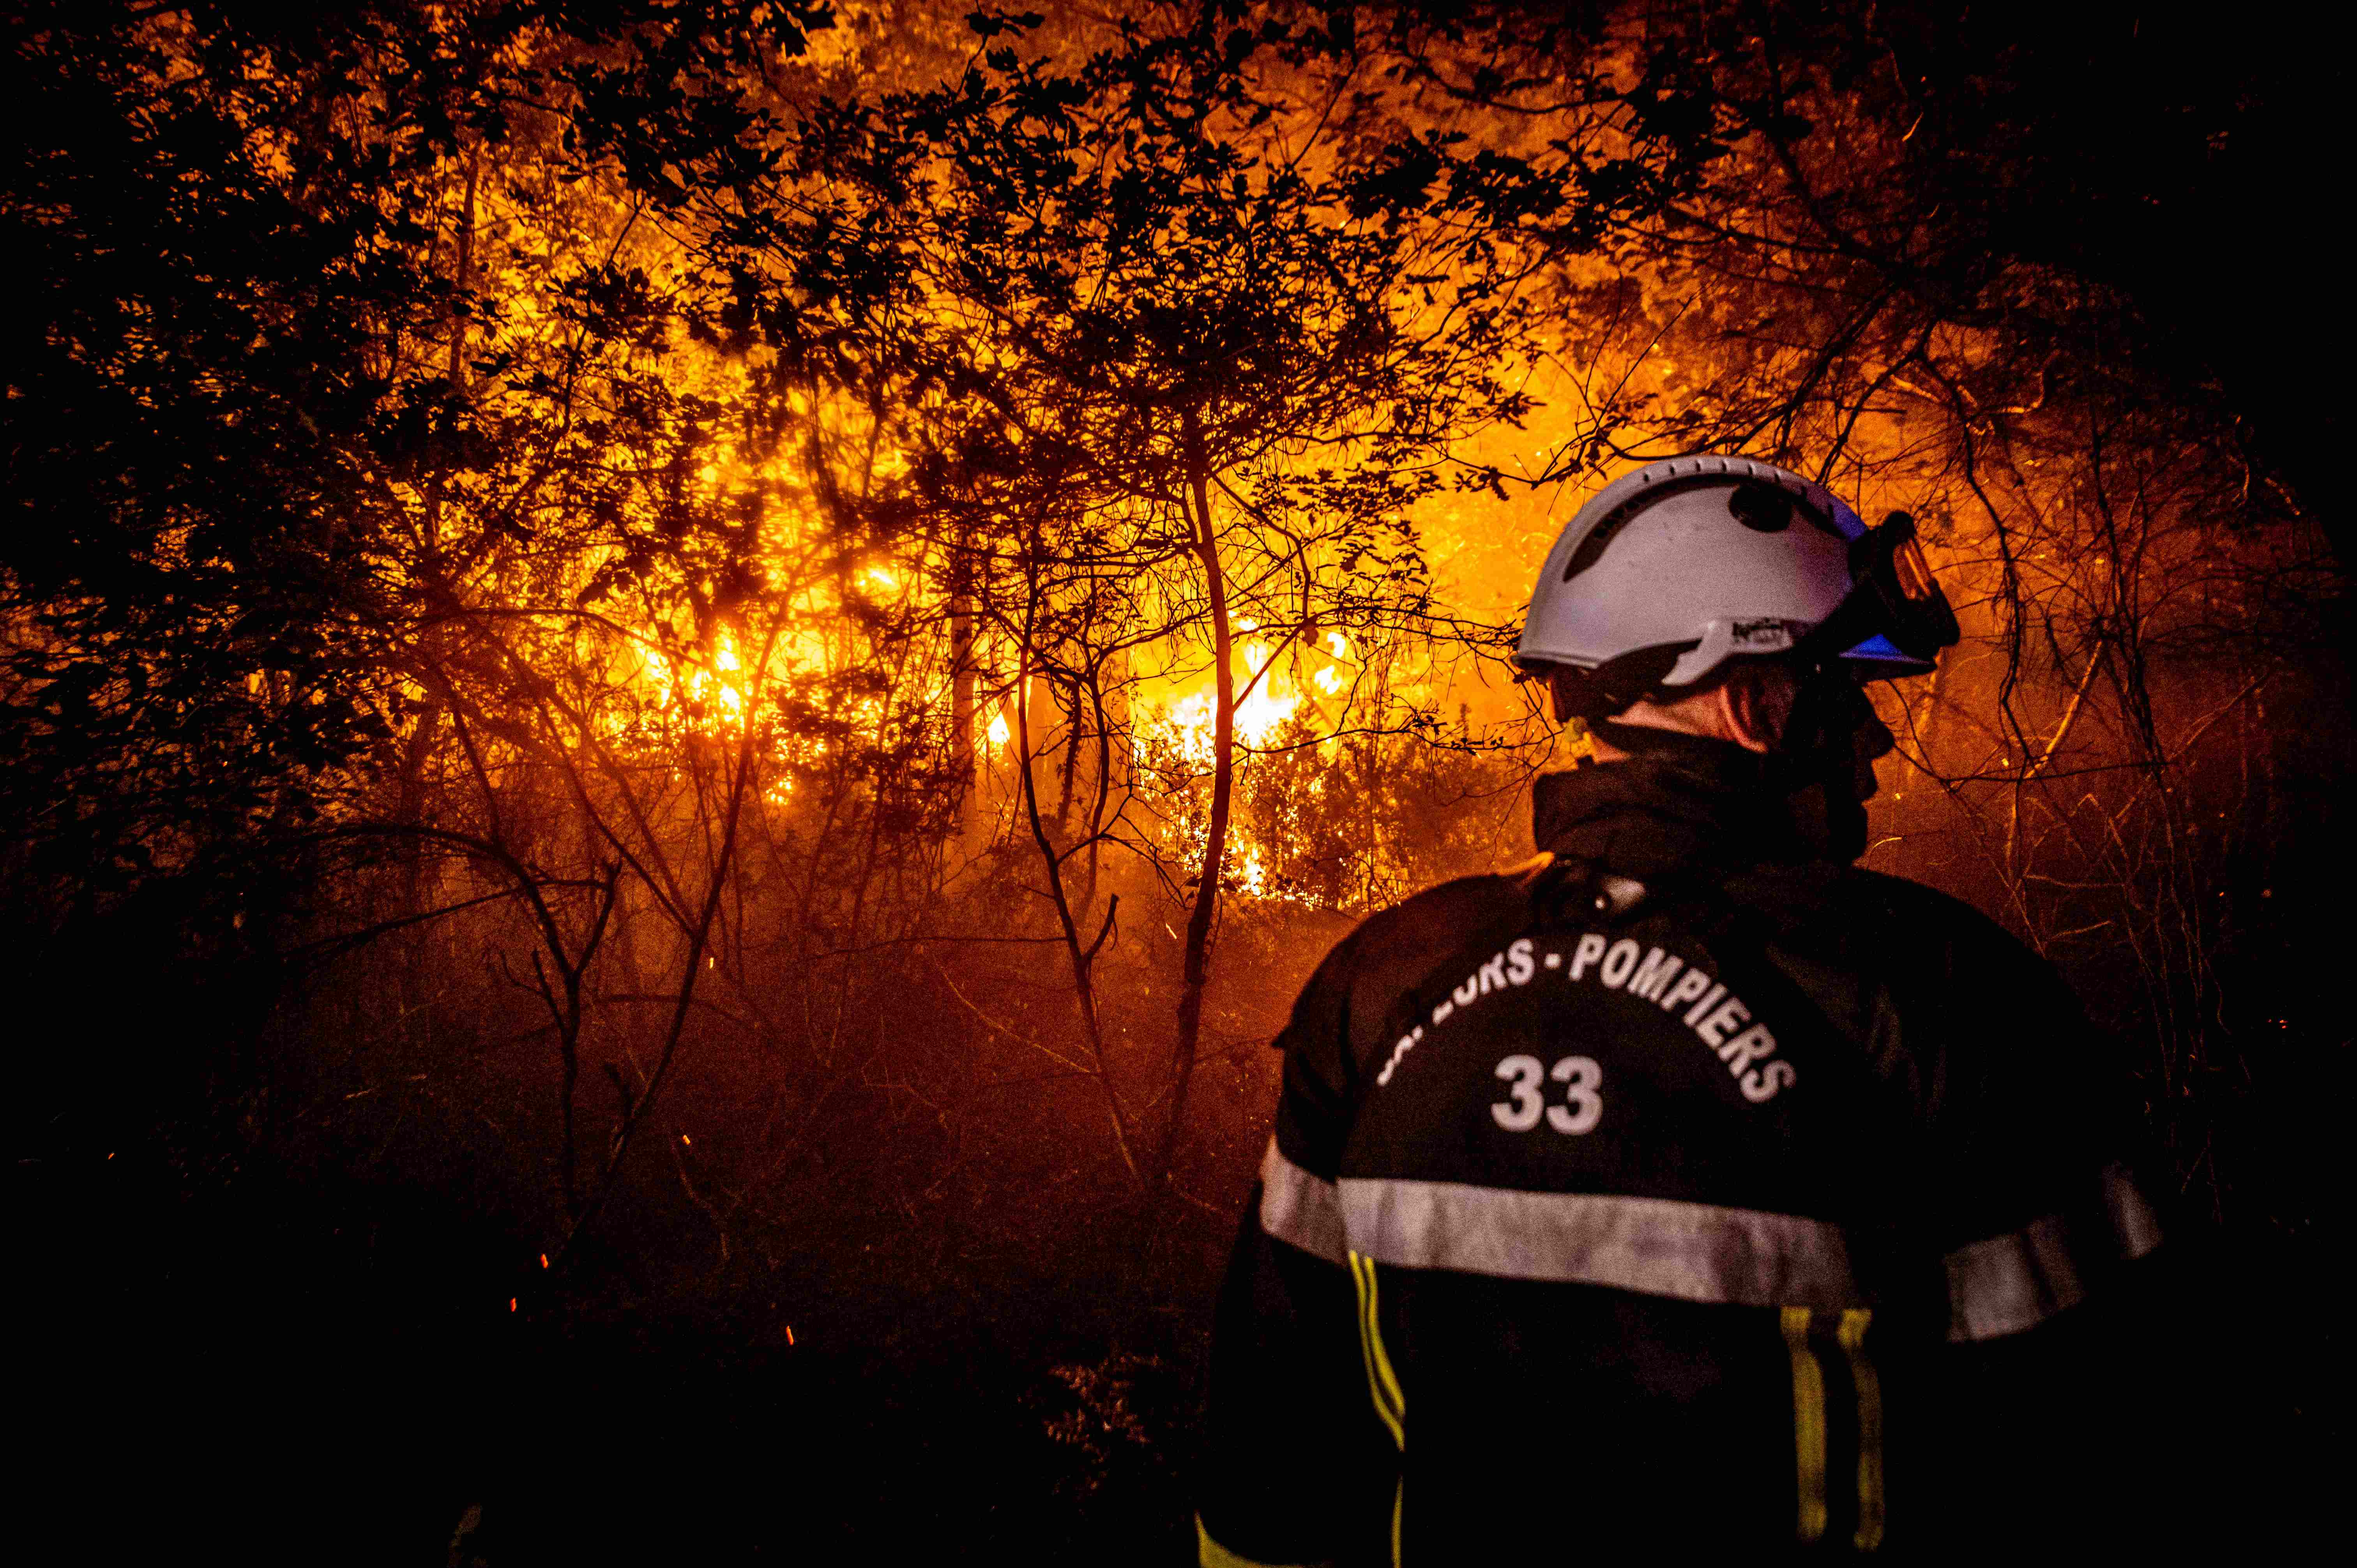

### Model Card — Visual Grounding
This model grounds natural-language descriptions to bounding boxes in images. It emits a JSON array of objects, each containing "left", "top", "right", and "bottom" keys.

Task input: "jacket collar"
[{"left": 1531, "top": 730, "right": 1811, "bottom": 878}]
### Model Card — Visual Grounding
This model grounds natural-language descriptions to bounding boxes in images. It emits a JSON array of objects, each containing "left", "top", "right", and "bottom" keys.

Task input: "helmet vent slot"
[
  {"left": 1560, "top": 473, "right": 1746, "bottom": 582},
  {"left": 1728, "top": 481, "right": 1792, "bottom": 532}
]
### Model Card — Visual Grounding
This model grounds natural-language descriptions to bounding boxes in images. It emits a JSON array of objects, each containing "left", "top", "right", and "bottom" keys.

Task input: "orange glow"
[
  {"left": 1156, "top": 639, "right": 1310, "bottom": 768},
  {"left": 638, "top": 627, "right": 756, "bottom": 732}
]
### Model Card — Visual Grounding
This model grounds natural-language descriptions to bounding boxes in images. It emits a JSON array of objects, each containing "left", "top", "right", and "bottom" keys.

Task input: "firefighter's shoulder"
[
  {"left": 1723, "top": 864, "right": 2080, "bottom": 1026},
  {"left": 1300, "top": 869, "right": 1535, "bottom": 1038},
  {"left": 1341, "top": 868, "right": 1528, "bottom": 977},
  {"left": 1718, "top": 860, "right": 2031, "bottom": 964},
  {"left": 1268, "top": 867, "right": 1539, "bottom": 1114},
  {"left": 1842, "top": 867, "right": 2090, "bottom": 1065}
]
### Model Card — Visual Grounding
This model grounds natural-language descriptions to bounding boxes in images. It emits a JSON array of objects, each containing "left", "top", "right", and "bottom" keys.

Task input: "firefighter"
[{"left": 1195, "top": 456, "right": 2166, "bottom": 1564}]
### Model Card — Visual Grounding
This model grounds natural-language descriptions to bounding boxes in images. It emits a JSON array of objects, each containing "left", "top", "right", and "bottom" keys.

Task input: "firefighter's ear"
[{"left": 1717, "top": 664, "right": 1795, "bottom": 754}]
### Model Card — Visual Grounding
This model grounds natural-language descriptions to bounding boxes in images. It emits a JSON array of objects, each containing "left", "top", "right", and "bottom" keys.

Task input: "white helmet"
[{"left": 1515, "top": 454, "right": 1956, "bottom": 719}]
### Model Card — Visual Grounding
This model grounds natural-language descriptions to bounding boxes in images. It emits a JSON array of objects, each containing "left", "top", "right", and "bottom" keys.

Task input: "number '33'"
[{"left": 1491, "top": 1054, "right": 1603, "bottom": 1135}]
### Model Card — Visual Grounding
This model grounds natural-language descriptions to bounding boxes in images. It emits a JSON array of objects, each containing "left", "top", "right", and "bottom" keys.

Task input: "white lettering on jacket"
[{"left": 1408, "top": 933, "right": 1795, "bottom": 1102}]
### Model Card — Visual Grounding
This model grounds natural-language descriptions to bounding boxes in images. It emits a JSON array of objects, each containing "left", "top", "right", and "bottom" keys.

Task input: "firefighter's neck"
[
  {"left": 1582, "top": 670, "right": 1873, "bottom": 863},
  {"left": 1585, "top": 670, "right": 1793, "bottom": 762}
]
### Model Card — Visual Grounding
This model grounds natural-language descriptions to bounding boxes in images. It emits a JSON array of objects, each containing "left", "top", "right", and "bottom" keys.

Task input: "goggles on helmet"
[{"left": 1801, "top": 510, "right": 1960, "bottom": 675}]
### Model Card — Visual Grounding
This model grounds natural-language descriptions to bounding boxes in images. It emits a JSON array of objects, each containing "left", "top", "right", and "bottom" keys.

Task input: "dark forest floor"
[
  {"left": 18, "top": 1139, "right": 1240, "bottom": 1565},
  {"left": 16, "top": 1119, "right": 2348, "bottom": 1563}
]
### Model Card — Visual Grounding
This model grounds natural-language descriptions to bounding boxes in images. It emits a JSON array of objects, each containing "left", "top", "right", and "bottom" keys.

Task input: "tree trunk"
[
  {"left": 949, "top": 558, "right": 977, "bottom": 831},
  {"left": 1166, "top": 404, "right": 1233, "bottom": 1185},
  {"left": 394, "top": 145, "right": 480, "bottom": 1027},
  {"left": 1016, "top": 613, "right": 1141, "bottom": 1184}
]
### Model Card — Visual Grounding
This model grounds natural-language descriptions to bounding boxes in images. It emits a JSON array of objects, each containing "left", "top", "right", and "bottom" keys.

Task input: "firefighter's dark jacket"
[{"left": 1197, "top": 738, "right": 2164, "bottom": 1566}]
